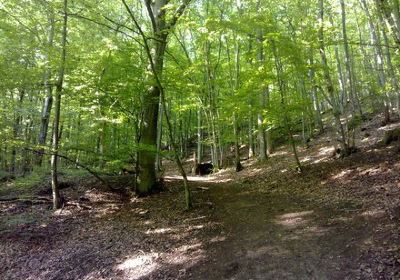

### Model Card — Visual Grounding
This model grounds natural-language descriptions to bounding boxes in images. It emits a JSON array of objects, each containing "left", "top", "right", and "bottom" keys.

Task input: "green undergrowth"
[{"left": 0, "top": 166, "right": 89, "bottom": 198}]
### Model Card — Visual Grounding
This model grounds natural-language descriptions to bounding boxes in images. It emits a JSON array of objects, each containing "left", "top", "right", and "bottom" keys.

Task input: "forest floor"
[{"left": 1, "top": 114, "right": 400, "bottom": 280}]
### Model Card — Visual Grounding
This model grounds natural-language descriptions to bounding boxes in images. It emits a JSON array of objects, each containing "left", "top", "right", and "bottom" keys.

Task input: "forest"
[{"left": 1, "top": 0, "right": 400, "bottom": 279}]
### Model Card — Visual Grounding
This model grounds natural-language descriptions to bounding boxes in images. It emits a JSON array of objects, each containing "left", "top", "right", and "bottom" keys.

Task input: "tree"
[{"left": 51, "top": 0, "right": 68, "bottom": 210}]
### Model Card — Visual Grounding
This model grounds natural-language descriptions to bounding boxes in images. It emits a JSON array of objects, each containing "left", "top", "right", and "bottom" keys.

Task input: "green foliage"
[{"left": 0, "top": 0, "right": 399, "bottom": 181}]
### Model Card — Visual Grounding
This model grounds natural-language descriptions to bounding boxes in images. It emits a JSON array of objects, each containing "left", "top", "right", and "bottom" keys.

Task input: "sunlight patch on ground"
[
  {"left": 360, "top": 209, "right": 386, "bottom": 218},
  {"left": 361, "top": 137, "right": 371, "bottom": 143},
  {"left": 358, "top": 167, "right": 382, "bottom": 176},
  {"left": 93, "top": 203, "right": 121, "bottom": 218},
  {"left": 301, "top": 156, "right": 312, "bottom": 163},
  {"left": 318, "top": 146, "right": 335, "bottom": 156},
  {"left": 279, "top": 211, "right": 314, "bottom": 219},
  {"left": 377, "top": 122, "right": 400, "bottom": 131},
  {"left": 331, "top": 169, "right": 353, "bottom": 180},
  {"left": 275, "top": 211, "right": 314, "bottom": 228},
  {"left": 84, "top": 189, "right": 121, "bottom": 203},
  {"left": 301, "top": 147, "right": 334, "bottom": 164},
  {"left": 117, "top": 253, "right": 158, "bottom": 279},
  {"left": 164, "top": 175, "right": 232, "bottom": 183},
  {"left": 270, "top": 150, "right": 289, "bottom": 157},
  {"left": 163, "top": 243, "right": 206, "bottom": 268},
  {"left": 183, "top": 215, "right": 207, "bottom": 222},
  {"left": 53, "top": 209, "right": 73, "bottom": 216},
  {"left": 276, "top": 217, "right": 307, "bottom": 228},
  {"left": 146, "top": 227, "right": 174, "bottom": 234},
  {"left": 186, "top": 224, "right": 205, "bottom": 231},
  {"left": 312, "top": 157, "right": 330, "bottom": 164},
  {"left": 209, "top": 235, "right": 226, "bottom": 243},
  {"left": 301, "top": 225, "right": 329, "bottom": 236},
  {"left": 330, "top": 216, "right": 352, "bottom": 223},
  {"left": 250, "top": 168, "right": 263, "bottom": 173}
]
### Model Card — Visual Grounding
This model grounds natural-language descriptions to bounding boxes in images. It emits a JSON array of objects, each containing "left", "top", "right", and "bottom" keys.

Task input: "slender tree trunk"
[
  {"left": 197, "top": 108, "right": 202, "bottom": 163},
  {"left": 271, "top": 41, "right": 302, "bottom": 171},
  {"left": 376, "top": 3, "right": 400, "bottom": 113},
  {"left": 309, "top": 52, "right": 324, "bottom": 132},
  {"left": 256, "top": 19, "right": 269, "bottom": 160},
  {"left": 11, "top": 90, "right": 25, "bottom": 176},
  {"left": 248, "top": 114, "right": 255, "bottom": 158},
  {"left": 360, "top": 0, "right": 391, "bottom": 122},
  {"left": 258, "top": 88, "right": 268, "bottom": 161},
  {"left": 318, "top": 0, "right": 350, "bottom": 154},
  {"left": 51, "top": 0, "right": 68, "bottom": 210},
  {"left": 233, "top": 113, "right": 242, "bottom": 171},
  {"left": 37, "top": 10, "right": 55, "bottom": 166},
  {"left": 376, "top": 0, "right": 400, "bottom": 48},
  {"left": 340, "top": 0, "right": 361, "bottom": 116},
  {"left": 155, "top": 97, "right": 163, "bottom": 171}
]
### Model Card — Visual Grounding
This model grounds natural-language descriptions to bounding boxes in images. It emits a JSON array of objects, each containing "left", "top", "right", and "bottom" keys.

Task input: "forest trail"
[
  {"left": 1, "top": 116, "right": 400, "bottom": 280},
  {"left": 184, "top": 178, "right": 371, "bottom": 279}
]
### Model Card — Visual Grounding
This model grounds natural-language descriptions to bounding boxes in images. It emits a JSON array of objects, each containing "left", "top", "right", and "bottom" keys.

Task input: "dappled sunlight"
[
  {"left": 163, "top": 242, "right": 206, "bottom": 267},
  {"left": 270, "top": 150, "right": 289, "bottom": 157},
  {"left": 300, "top": 146, "right": 334, "bottom": 165},
  {"left": 183, "top": 215, "right": 208, "bottom": 223},
  {"left": 318, "top": 146, "right": 335, "bottom": 156},
  {"left": 246, "top": 167, "right": 265, "bottom": 177},
  {"left": 276, "top": 217, "right": 307, "bottom": 228},
  {"left": 145, "top": 227, "right": 174, "bottom": 234},
  {"left": 329, "top": 216, "right": 353, "bottom": 223},
  {"left": 358, "top": 167, "right": 383, "bottom": 176},
  {"left": 299, "top": 225, "right": 329, "bottom": 237},
  {"left": 209, "top": 235, "right": 227, "bottom": 243},
  {"left": 186, "top": 224, "right": 205, "bottom": 231},
  {"left": 116, "top": 253, "right": 159, "bottom": 279},
  {"left": 164, "top": 175, "right": 232, "bottom": 183},
  {"left": 361, "top": 137, "right": 371, "bottom": 143},
  {"left": 331, "top": 169, "right": 353, "bottom": 180},
  {"left": 377, "top": 122, "right": 400, "bottom": 132},
  {"left": 312, "top": 157, "right": 330, "bottom": 164},
  {"left": 275, "top": 211, "right": 314, "bottom": 228},
  {"left": 53, "top": 208, "right": 73, "bottom": 217},
  {"left": 279, "top": 210, "right": 314, "bottom": 219},
  {"left": 360, "top": 209, "right": 386, "bottom": 218},
  {"left": 115, "top": 241, "right": 206, "bottom": 278},
  {"left": 93, "top": 203, "right": 121, "bottom": 218},
  {"left": 301, "top": 156, "right": 312, "bottom": 163},
  {"left": 84, "top": 189, "right": 122, "bottom": 203}
]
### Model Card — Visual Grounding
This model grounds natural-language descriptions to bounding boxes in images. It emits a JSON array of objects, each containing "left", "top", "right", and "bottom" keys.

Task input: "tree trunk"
[
  {"left": 360, "top": 0, "right": 391, "bottom": 123},
  {"left": 123, "top": 0, "right": 191, "bottom": 207},
  {"left": 197, "top": 108, "right": 202, "bottom": 163},
  {"left": 318, "top": 0, "right": 350, "bottom": 154},
  {"left": 51, "top": 0, "right": 68, "bottom": 210},
  {"left": 376, "top": 2, "right": 400, "bottom": 113},
  {"left": 308, "top": 52, "right": 324, "bottom": 132},
  {"left": 155, "top": 97, "right": 163, "bottom": 171},
  {"left": 37, "top": 9, "right": 55, "bottom": 166},
  {"left": 11, "top": 90, "right": 25, "bottom": 176},
  {"left": 340, "top": 0, "right": 361, "bottom": 116}
]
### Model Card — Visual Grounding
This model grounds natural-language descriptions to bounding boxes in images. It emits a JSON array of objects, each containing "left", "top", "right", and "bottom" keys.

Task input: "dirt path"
[
  {"left": 185, "top": 181, "right": 369, "bottom": 279},
  {"left": 1, "top": 117, "right": 400, "bottom": 279}
]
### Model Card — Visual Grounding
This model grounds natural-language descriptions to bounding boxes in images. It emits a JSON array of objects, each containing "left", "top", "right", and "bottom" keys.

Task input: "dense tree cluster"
[{"left": 1, "top": 0, "right": 400, "bottom": 209}]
